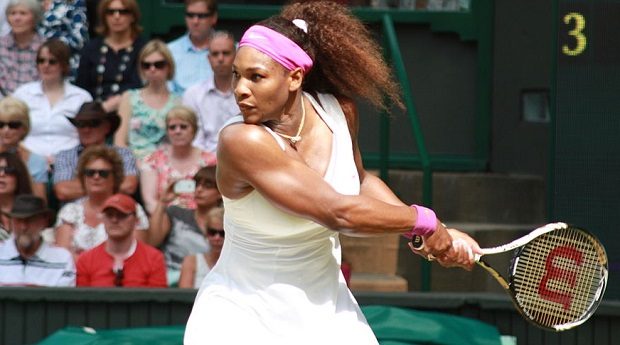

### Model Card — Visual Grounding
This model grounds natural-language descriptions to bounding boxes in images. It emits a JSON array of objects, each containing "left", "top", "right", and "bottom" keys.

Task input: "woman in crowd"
[
  {"left": 0, "top": 97, "right": 48, "bottom": 200},
  {"left": 0, "top": 152, "right": 32, "bottom": 240},
  {"left": 13, "top": 38, "right": 92, "bottom": 161},
  {"left": 147, "top": 166, "right": 221, "bottom": 285},
  {"left": 55, "top": 145, "right": 148, "bottom": 258},
  {"left": 0, "top": 0, "right": 44, "bottom": 96},
  {"left": 114, "top": 39, "right": 180, "bottom": 160},
  {"left": 39, "top": 0, "right": 89, "bottom": 78},
  {"left": 178, "top": 206, "right": 224, "bottom": 289},
  {"left": 75, "top": 0, "right": 145, "bottom": 112},
  {"left": 184, "top": 2, "right": 479, "bottom": 344},
  {"left": 139, "top": 105, "right": 216, "bottom": 213}
]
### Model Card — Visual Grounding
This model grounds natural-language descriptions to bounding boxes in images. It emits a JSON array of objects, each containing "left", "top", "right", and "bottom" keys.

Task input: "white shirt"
[
  {"left": 0, "top": 236, "right": 76, "bottom": 287},
  {"left": 13, "top": 80, "right": 92, "bottom": 158},
  {"left": 183, "top": 78, "right": 239, "bottom": 153}
]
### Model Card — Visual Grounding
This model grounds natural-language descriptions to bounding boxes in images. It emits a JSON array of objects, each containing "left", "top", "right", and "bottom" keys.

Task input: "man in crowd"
[
  {"left": 183, "top": 30, "right": 238, "bottom": 153},
  {"left": 0, "top": 195, "right": 75, "bottom": 286},
  {"left": 76, "top": 194, "right": 167, "bottom": 287},
  {"left": 53, "top": 101, "right": 138, "bottom": 202},
  {"left": 168, "top": 0, "right": 218, "bottom": 94}
]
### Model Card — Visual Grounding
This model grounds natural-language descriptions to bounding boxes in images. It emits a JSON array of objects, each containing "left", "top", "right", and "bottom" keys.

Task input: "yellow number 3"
[{"left": 562, "top": 12, "right": 586, "bottom": 56}]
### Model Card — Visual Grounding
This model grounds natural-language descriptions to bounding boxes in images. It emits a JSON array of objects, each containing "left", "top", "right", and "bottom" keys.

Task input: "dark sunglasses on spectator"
[
  {"left": 0, "top": 121, "right": 23, "bottom": 129},
  {"left": 0, "top": 166, "right": 17, "bottom": 175},
  {"left": 74, "top": 119, "right": 103, "bottom": 128},
  {"left": 206, "top": 228, "right": 225, "bottom": 238},
  {"left": 36, "top": 58, "right": 59, "bottom": 65},
  {"left": 113, "top": 268, "right": 124, "bottom": 287},
  {"left": 140, "top": 60, "right": 168, "bottom": 70},
  {"left": 105, "top": 8, "right": 132, "bottom": 16},
  {"left": 167, "top": 124, "right": 189, "bottom": 131},
  {"left": 84, "top": 168, "right": 112, "bottom": 178},
  {"left": 185, "top": 11, "right": 213, "bottom": 19}
]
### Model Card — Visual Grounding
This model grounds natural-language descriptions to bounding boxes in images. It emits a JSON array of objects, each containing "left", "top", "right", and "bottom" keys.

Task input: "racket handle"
[{"left": 410, "top": 235, "right": 424, "bottom": 250}]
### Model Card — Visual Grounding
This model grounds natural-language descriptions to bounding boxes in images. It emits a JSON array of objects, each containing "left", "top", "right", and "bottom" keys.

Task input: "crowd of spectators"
[{"left": 0, "top": 0, "right": 234, "bottom": 288}]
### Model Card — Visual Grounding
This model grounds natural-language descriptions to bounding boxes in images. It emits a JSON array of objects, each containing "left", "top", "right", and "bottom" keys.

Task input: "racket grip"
[{"left": 410, "top": 235, "right": 424, "bottom": 250}]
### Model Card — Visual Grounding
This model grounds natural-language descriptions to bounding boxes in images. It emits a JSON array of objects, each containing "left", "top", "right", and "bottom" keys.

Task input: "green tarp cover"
[{"left": 37, "top": 306, "right": 502, "bottom": 345}]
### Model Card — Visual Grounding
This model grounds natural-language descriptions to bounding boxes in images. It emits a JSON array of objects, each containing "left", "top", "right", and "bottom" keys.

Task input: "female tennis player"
[{"left": 184, "top": 2, "right": 480, "bottom": 344}]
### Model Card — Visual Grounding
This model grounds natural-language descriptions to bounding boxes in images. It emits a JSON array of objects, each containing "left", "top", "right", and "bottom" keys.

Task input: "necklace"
[{"left": 275, "top": 96, "right": 306, "bottom": 146}]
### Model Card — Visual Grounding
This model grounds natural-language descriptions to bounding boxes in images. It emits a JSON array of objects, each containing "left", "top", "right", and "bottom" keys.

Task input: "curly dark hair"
[
  {"left": 257, "top": 1, "right": 402, "bottom": 111},
  {"left": 77, "top": 145, "right": 124, "bottom": 194}
]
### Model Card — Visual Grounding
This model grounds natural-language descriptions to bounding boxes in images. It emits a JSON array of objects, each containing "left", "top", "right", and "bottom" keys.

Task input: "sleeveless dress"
[
  {"left": 127, "top": 89, "right": 179, "bottom": 160},
  {"left": 184, "top": 93, "right": 378, "bottom": 344}
]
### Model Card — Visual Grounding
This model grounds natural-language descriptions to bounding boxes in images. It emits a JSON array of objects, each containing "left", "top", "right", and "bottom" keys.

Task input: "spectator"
[
  {"left": 75, "top": 0, "right": 145, "bottom": 112},
  {"left": 147, "top": 166, "right": 221, "bottom": 285},
  {"left": 114, "top": 39, "right": 180, "bottom": 160},
  {"left": 0, "top": 0, "right": 44, "bottom": 96},
  {"left": 183, "top": 30, "right": 238, "bottom": 153},
  {"left": 76, "top": 193, "right": 167, "bottom": 287},
  {"left": 0, "top": 194, "right": 75, "bottom": 286},
  {"left": 0, "top": 0, "right": 10, "bottom": 36},
  {"left": 140, "top": 105, "right": 216, "bottom": 213},
  {"left": 0, "top": 97, "right": 48, "bottom": 200},
  {"left": 39, "top": 0, "right": 89, "bottom": 78},
  {"left": 178, "top": 206, "right": 223, "bottom": 289},
  {"left": 53, "top": 101, "right": 138, "bottom": 202},
  {"left": 167, "top": 0, "right": 218, "bottom": 94},
  {"left": 55, "top": 145, "right": 148, "bottom": 259},
  {"left": 13, "top": 38, "right": 92, "bottom": 161},
  {"left": 0, "top": 152, "right": 33, "bottom": 240}
]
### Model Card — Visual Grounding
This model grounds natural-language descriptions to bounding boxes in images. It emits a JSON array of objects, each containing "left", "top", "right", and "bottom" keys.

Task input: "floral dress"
[
  {"left": 141, "top": 148, "right": 217, "bottom": 209},
  {"left": 127, "top": 89, "right": 180, "bottom": 160}
]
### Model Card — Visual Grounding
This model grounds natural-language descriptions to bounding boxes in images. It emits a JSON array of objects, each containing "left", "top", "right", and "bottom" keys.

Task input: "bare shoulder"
[{"left": 219, "top": 122, "right": 282, "bottom": 158}]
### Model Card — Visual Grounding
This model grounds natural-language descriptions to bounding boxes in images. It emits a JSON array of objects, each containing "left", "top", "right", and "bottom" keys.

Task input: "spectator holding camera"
[{"left": 146, "top": 166, "right": 221, "bottom": 286}]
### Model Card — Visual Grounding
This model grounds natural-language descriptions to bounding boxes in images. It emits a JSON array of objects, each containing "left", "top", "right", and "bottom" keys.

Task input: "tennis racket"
[{"left": 411, "top": 222, "right": 608, "bottom": 331}]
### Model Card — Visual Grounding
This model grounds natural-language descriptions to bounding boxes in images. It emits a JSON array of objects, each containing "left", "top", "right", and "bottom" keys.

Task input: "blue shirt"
[{"left": 167, "top": 33, "right": 213, "bottom": 95}]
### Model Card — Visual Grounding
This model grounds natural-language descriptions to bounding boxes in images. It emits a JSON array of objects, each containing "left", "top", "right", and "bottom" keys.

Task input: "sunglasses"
[
  {"left": 206, "top": 228, "right": 225, "bottom": 238},
  {"left": 84, "top": 168, "right": 112, "bottom": 178},
  {"left": 140, "top": 60, "right": 168, "bottom": 70},
  {"left": 0, "top": 121, "right": 23, "bottom": 129},
  {"left": 105, "top": 8, "right": 132, "bottom": 16},
  {"left": 0, "top": 166, "right": 17, "bottom": 175},
  {"left": 74, "top": 119, "right": 103, "bottom": 128},
  {"left": 36, "top": 58, "right": 59, "bottom": 65},
  {"left": 185, "top": 11, "right": 213, "bottom": 19},
  {"left": 113, "top": 268, "right": 123, "bottom": 287},
  {"left": 195, "top": 180, "right": 217, "bottom": 189},
  {"left": 167, "top": 123, "right": 189, "bottom": 131}
]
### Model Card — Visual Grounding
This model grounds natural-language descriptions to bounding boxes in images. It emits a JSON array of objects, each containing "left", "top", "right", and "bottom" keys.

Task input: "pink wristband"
[{"left": 403, "top": 204, "right": 438, "bottom": 239}]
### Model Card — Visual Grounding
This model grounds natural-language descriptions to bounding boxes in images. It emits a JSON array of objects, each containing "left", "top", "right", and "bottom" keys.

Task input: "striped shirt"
[{"left": 0, "top": 236, "right": 75, "bottom": 287}]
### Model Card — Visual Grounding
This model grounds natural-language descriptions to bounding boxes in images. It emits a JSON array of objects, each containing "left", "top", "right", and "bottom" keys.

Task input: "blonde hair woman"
[
  {"left": 139, "top": 105, "right": 216, "bottom": 213},
  {"left": 0, "top": 96, "right": 48, "bottom": 201},
  {"left": 115, "top": 39, "right": 180, "bottom": 160}
]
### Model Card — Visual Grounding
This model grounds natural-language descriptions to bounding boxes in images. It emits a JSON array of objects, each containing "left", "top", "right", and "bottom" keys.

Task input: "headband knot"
[{"left": 239, "top": 25, "right": 313, "bottom": 74}]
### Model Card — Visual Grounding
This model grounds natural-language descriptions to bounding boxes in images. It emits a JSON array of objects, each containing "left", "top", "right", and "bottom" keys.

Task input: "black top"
[{"left": 75, "top": 36, "right": 146, "bottom": 102}]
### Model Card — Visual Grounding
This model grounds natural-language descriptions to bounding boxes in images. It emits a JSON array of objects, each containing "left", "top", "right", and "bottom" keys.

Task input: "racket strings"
[{"left": 511, "top": 227, "right": 605, "bottom": 328}]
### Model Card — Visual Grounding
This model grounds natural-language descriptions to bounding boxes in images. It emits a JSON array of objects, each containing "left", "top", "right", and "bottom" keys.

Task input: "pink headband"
[{"left": 239, "top": 25, "right": 313, "bottom": 74}]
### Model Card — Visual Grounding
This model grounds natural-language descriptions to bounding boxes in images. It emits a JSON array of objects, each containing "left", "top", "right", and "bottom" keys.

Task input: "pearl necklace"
[{"left": 275, "top": 96, "right": 306, "bottom": 147}]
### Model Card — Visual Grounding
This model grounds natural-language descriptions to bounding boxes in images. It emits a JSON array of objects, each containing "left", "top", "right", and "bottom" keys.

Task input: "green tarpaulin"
[{"left": 37, "top": 306, "right": 502, "bottom": 345}]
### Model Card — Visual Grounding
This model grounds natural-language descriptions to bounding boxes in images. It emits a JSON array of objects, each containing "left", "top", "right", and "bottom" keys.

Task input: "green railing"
[{"left": 137, "top": 1, "right": 494, "bottom": 291}]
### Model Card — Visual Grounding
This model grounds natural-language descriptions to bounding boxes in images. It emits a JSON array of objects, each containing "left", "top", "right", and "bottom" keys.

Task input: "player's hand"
[
  {"left": 407, "top": 222, "right": 452, "bottom": 260},
  {"left": 434, "top": 229, "right": 481, "bottom": 271}
]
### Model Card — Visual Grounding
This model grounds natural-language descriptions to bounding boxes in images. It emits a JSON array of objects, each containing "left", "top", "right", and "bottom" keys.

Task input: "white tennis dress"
[{"left": 184, "top": 93, "right": 378, "bottom": 345}]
